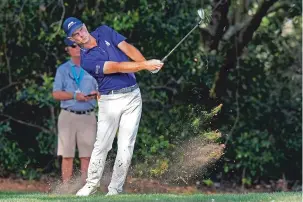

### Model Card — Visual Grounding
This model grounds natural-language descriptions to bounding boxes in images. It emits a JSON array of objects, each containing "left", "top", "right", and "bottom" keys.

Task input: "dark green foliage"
[{"left": 0, "top": 0, "right": 301, "bottom": 183}]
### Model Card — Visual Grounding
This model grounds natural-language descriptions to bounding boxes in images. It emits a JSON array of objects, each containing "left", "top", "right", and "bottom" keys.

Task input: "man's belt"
[
  {"left": 63, "top": 108, "right": 94, "bottom": 115},
  {"left": 107, "top": 84, "right": 139, "bottom": 95}
]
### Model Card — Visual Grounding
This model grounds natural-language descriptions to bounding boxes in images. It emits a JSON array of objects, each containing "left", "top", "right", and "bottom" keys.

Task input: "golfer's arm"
[
  {"left": 52, "top": 91, "right": 74, "bottom": 100},
  {"left": 103, "top": 61, "right": 146, "bottom": 74},
  {"left": 118, "top": 41, "right": 146, "bottom": 62}
]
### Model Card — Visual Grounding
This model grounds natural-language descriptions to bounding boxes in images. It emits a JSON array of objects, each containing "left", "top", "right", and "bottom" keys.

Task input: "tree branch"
[
  {"left": 50, "top": 0, "right": 65, "bottom": 36},
  {"left": 0, "top": 82, "right": 19, "bottom": 94},
  {"left": 13, "top": 0, "right": 27, "bottom": 30},
  {"left": 199, "top": 27, "right": 213, "bottom": 39},
  {"left": 0, "top": 113, "right": 52, "bottom": 134},
  {"left": 49, "top": 106, "right": 57, "bottom": 135},
  {"left": 213, "top": 0, "right": 279, "bottom": 98},
  {"left": 3, "top": 32, "right": 12, "bottom": 84},
  {"left": 222, "top": 17, "right": 251, "bottom": 40},
  {"left": 208, "top": 0, "right": 230, "bottom": 50},
  {"left": 267, "top": 1, "right": 292, "bottom": 14},
  {"left": 241, "top": 0, "right": 279, "bottom": 46}
]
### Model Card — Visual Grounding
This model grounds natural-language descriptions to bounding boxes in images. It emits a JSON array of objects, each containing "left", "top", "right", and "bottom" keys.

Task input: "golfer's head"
[
  {"left": 64, "top": 38, "right": 80, "bottom": 57},
  {"left": 63, "top": 17, "right": 89, "bottom": 45}
]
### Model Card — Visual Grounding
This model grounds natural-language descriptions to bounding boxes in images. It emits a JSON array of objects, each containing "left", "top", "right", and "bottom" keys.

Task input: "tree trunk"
[{"left": 209, "top": 0, "right": 279, "bottom": 98}]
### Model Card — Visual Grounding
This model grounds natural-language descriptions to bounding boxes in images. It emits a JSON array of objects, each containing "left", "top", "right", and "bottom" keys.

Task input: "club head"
[{"left": 197, "top": 9, "right": 205, "bottom": 20}]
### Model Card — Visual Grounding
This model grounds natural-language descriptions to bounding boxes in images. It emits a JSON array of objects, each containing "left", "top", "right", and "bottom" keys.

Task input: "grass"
[{"left": 0, "top": 192, "right": 301, "bottom": 202}]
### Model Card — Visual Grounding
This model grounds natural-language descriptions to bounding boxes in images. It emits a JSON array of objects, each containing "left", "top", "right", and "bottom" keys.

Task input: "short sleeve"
[
  {"left": 81, "top": 52, "right": 106, "bottom": 78},
  {"left": 92, "top": 77, "right": 98, "bottom": 91},
  {"left": 53, "top": 67, "right": 64, "bottom": 92},
  {"left": 103, "top": 25, "right": 126, "bottom": 46}
]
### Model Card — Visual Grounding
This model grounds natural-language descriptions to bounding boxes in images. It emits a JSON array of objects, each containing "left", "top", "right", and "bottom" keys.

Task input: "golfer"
[{"left": 62, "top": 17, "right": 164, "bottom": 196}]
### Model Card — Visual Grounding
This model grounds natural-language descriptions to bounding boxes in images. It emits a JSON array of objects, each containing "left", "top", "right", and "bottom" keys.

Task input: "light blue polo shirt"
[
  {"left": 53, "top": 60, "right": 97, "bottom": 111},
  {"left": 80, "top": 25, "right": 137, "bottom": 95}
]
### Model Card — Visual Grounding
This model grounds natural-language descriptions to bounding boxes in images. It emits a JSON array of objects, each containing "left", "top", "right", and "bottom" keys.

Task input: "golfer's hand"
[
  {"left": 144, "top": 59, "right": 164, "bottom": 71},
  {"left": 88, "top": 90, "right": 100, "bottom": 100},
  {"left": 75, "top": 93, "right": 88, "bottom": 101}
]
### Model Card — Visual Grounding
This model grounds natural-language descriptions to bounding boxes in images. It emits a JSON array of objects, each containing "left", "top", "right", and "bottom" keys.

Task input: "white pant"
[{"left": 86, "top": 88, "right": 142, "bottom": 193}]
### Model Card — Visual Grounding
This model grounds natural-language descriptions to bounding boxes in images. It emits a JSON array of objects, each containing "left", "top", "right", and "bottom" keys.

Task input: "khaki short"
[{"left": 57, "top": 110, "right": 97, "bottom": 158}]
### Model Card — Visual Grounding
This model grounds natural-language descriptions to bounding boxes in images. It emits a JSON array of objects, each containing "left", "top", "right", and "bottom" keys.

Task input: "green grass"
[{"left": 0, "top": 192, "right": 301, "bottom": 202}]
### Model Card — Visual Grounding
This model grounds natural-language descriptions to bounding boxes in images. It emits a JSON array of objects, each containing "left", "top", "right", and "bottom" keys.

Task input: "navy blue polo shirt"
[{"left": 80, "top": 25, "right": 136, "bottom": 95}]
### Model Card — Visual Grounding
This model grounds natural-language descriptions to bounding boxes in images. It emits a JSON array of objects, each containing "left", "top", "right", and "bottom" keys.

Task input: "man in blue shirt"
[
  {"left": 53, "top": 38, "right": 98, "bottom": 185},
  {"left": 62, "top": 17, "right": 164, "bottom": 196}
]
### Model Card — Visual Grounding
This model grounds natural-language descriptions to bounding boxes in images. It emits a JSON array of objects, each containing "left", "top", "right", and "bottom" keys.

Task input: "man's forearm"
[
  {"left": 104, "top": 61, "right": 146, "bottom": 74},
  {"left": 118, "top": 41, "right": 146, "bottom": 62},
  {"left": 125, "top": 46, "right": 146, "bottom": 62},
  {"left": 52, "top": 91, "right": 74, "bottom": 101}
]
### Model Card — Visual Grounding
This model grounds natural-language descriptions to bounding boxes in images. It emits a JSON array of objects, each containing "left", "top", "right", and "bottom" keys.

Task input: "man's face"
[
  {"left": 66, "top": 43, "right": 80, "bottom": 57},
  {"left": 68, "top": 24, "right": 90, "bottom": 45}
]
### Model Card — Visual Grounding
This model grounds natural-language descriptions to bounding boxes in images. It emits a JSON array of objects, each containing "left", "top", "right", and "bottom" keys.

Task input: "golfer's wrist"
[{"left": 140, "top": 61, "right": 150, "bottom": 71}]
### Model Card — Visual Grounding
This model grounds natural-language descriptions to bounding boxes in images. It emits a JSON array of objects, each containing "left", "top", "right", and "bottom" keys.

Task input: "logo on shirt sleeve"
[
  {"left": 95, "top": 65, "right": 100, "bottom": 75},
  {"left": 105, "top": 40, "right": 111, "bottom": 46}
]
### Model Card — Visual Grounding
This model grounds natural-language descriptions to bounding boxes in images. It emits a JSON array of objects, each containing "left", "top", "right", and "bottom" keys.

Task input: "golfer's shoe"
[
  {"left": 105, "top": 189, "right": 119, "bottom": 196},
  {"left": 76, "top": 183, "right": 97, "bottom": 196}
]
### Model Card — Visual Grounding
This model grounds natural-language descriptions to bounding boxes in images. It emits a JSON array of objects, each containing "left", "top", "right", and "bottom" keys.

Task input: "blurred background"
[{"left": 0, "top": 0, "right": 301, "bottom": 193}]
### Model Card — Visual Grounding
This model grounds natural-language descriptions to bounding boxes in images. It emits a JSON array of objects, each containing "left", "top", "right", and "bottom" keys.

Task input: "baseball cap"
[{"left": 62, "top": 17, "right": 83, "bottom": 37}]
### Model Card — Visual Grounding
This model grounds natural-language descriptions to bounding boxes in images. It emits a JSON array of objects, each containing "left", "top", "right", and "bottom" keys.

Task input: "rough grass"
[{"left": 0, "top": 191, "right": 301, "bottom": 202}]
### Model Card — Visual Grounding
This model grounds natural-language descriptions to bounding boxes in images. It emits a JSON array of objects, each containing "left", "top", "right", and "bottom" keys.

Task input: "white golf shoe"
[
  {"left": 76, "top": 183, "right": 97, "bottom": 196},
  {"left": 105, "top": 189, "right": 119, "bottom": 196}
]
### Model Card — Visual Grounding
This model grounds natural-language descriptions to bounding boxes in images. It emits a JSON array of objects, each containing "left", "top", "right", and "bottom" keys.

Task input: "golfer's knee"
[
  {"left": 118, "top": 147, "right": 133, "bottom": 161},
  {"left": 93, "top": 141, "right": 112, "bottom": 153}
]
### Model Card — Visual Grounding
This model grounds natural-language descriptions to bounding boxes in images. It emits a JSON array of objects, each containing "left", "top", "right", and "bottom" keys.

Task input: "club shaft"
[{"left": 161, "top": 20, "right": 202, "bottom": 62}]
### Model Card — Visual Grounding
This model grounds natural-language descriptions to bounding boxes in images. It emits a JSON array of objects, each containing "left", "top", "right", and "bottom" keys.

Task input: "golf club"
[{"left": 151, "top": 8, "right": 205, "bottom": 74}]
